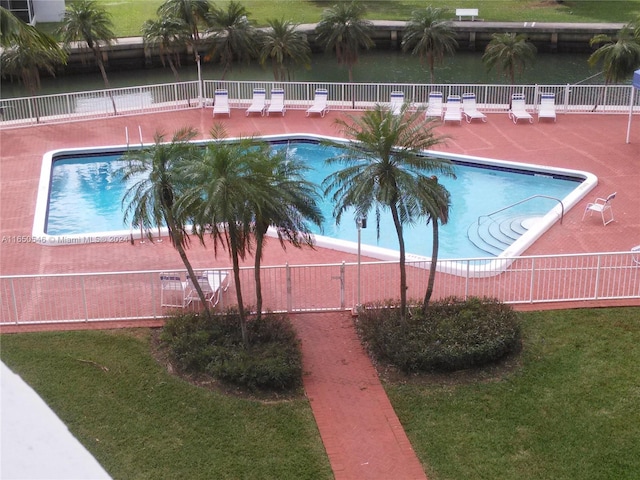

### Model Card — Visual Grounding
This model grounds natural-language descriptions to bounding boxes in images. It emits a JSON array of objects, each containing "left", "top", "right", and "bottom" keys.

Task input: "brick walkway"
[{"left": 1, "top": 108, "right": 639, "bottom": 479}]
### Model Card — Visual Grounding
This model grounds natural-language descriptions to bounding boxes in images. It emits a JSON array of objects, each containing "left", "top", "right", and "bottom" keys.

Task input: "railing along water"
[
  {"left": 1, "top": 81, "right": 638, "bottom": 128},
  {"left": 1, "top": 252, "right": 638, "bottom": 326}
]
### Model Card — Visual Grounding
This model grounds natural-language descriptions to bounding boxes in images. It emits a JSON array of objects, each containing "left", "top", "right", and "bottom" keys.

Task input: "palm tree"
[
  {"left": 589, "top": 25, "right": 640, "bottom": 84},
  {"left": 0, "top": 42, "right": 67, "bottom": 122},
  {"left": 401, "top": 7, "right": 458, "bottom": 84},
  {"left": 57, "top": 0, "right": 116, "bottom": 90},
  {"left": 1, "top": 6, "right": 64, "bottom": 50},
  {"left": 323, "top": 103, "right": 455, "bottom": 317},
  {"left": 157, "top": 0, "right": 210, "bottom": 62},
  {"left": 205, "top": 1, "right": 258, "bottom": 79},
  {"left": 482, "top": 32, "right": 537, "bottom": 85},
  {"left": 314, "top": 1, "right": 374, "bottom": 83},
  {"left": 142, "top": 17, "right": 190, "bottom": 81},
  {"left": 259, "top": 18, "right": 311, "bottom": 82},
  {"left": 178, "top": 134, "right": 274, "bottom": 347},
  {"left": 417, "top": 176, "right": 451, "bottom": 311},
  {"left": 252, "top": 147, "right": 324, "bottom": 319},
  {"left": 119, "top": 127, "right": 210, "bottom": 310}
]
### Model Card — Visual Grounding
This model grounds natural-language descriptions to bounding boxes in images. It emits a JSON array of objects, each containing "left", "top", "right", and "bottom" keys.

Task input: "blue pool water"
[{"left": 46, "top": 139, "right": 581, "bottom": 258}]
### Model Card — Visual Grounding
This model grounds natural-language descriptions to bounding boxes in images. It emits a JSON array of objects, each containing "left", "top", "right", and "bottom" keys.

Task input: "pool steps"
[{"left": 468, "top": 214, "right": 544, "bottom": 256}]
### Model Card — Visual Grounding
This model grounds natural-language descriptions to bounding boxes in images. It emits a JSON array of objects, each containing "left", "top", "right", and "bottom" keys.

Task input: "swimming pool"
[{"left": 34, "top": 134, "right": 597, "bottom": 263}]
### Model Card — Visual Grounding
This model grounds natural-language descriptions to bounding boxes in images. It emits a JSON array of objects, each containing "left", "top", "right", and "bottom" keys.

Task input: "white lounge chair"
[
  {"left": 306, "top": 88, "right": 329, "bottom": 117},
  {"left": 632, "top": 245, "right": 640, "bottom": 265},
  {"left": 160, "top": 273, "right": 193, "bottom": 308},
  {"left": 462, "top": 92, "right": 487, "bottom": 123},
  {"left": 267, "top": 88, "right": 286, "bottom": 116},
  {"left": 246, "top": 88, "right": 266, "bottom": 116},
  {"left": 389, "top": 91, "right": 404, "bottom": 116},
  {"left": 212, "top": 89, "right": 230, "bottom": 117},
  {"left": 425, "top": 91, "right": 443, "bottom": 120},
  {"left": 205, "top": 270, "right": 230, "bottom": 307},
  {"left": 443, "top": 95, "right": 463, "bottom": 124},
  {"left": 187, "top": 271, "right": 228, "bottom": 308},
  {"left": 582, "top": 192, "right": 616, "bottom": 226},
  {"left": 537, "top": 92, "right": 557, "bottom": 122},
  {"left": 508, "top": 93, "right": 533, "bottom": 124}
]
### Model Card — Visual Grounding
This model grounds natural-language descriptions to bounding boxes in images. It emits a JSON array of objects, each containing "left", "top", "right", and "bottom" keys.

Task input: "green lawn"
[
  {"left": 387, "top": 307, "right": 640, "bottom": 480},
  {"left": 0, "top": 329, "right": 332, "bottom": 480},
  {"left": 44, "top": 0, "right": 640, "bottom": 38},
  {"left": 2, "top": 307, "right": 639, "bottom": 479}
]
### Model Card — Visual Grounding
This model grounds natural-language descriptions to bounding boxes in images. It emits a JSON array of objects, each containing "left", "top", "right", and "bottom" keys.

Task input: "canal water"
[{"left": 0, "top": 49, "right": 603, "bottom": 98}]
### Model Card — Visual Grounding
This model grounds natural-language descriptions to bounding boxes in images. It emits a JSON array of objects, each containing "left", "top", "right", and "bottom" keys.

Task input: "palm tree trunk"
[
  {"left": 93, "top": 48, "right": 117, "bottom": 115},
  {"left": 228, "top": 227, "right": 248, "bottom": 347},
  {"left": 422, "top": 220, "right": 439, "bottom": 312},
  {"left": 390, "top": 205, "right": 407, "bottom": 318},
  {"left": 253, "top": 225, "right": 268, "bottom": 322}
]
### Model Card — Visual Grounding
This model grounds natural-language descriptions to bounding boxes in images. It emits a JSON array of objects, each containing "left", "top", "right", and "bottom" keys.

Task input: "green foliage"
[
  {"left": 162, "top": 311, "right": 303, "bottom": 391},
  {"left": 356, "top": 296, "right": 521, "bottom": 373}
]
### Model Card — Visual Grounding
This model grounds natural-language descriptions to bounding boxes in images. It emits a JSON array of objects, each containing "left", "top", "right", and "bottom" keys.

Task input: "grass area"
[
  {"left": 2, "top": 307, "right": 639, "bottom": 479},
  {"left": 0, "top": 329, "right": 332, "bottom": 480},
  {"left": 387, "top": 307, "right": 640, "bottom": 480},
  {"left": 43, "top": 0, "right": 640, "bottom": 38}
]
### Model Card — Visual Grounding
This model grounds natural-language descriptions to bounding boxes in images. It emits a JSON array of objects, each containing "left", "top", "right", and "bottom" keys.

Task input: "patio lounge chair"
[
  {"left": 462, "top": 92, "right": 487, "bottom": 123},
  {"left": 508, "top": 93, "right": 533, "bottom": 124},
  {"left": 306, "top": 88, "right": 329, "bottom": 117},
  {"left": 443, "top": 95, "right": 463, "bottom": 124},
  {"left": 425, "top": 91, "right": 443, "bottom": 120},
  {"left": 246, "top": 88, "right": 266, "bottom": 116},
  {"left": 160, "top": 273, "right": 193, "bottom": 308},
  {"left": 537, "top": 92, "right": 557, "bottom": 122},
  {"left": 267, "top": 88, "right": 286, "bottom": 116},
  {"left": 187, "top": 272, "right": 226, "bottom": 308},
  {"left": 212, "top": 89, "right": 230, "bottom": 117},
  {"left": 389, "top": 91, "right": 404, "bottom": 116},
  {"left": 205, "top": 270, "right": 230, "bottom": 307},
  {"left": 632, "top": 245, "right": 640, "bottom": 265},
  {"left": 582, "top": 192, "right": 616, "bottom": 226}
]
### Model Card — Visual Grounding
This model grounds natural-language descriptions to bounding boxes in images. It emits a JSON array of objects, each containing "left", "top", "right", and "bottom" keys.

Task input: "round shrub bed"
[
  {"left": 161, "top": 310, "right": 303, "bottom": 392},
  {"left": 355, "top": 297, "right": 522, "bottom": 373}
]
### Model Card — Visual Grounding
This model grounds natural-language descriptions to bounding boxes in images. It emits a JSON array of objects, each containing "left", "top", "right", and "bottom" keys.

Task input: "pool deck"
[{"left": 1, "top": 108, "right": 639, "bottom": 480}]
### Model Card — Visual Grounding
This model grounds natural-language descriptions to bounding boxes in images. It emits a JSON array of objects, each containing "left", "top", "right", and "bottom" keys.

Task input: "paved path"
[{"left": 292, "top": 312, "right": 427, "bottom": 480}]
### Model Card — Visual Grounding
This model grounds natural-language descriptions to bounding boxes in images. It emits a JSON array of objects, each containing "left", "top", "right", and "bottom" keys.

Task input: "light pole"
[
  {"left": 355, "top": 216, "right": 367, "bottom": 314},
  {"left": 196, "top": 54, "right": 203, "bottom": 108}
]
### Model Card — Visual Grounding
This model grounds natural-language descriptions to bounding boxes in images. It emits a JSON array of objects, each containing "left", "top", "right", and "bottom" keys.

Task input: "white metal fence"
[
  {"left": 2, "top": 252, "right": 638, "bottom": 326},
  {"left": 1, "top": 80, "right": 638, "bottom": 128}
]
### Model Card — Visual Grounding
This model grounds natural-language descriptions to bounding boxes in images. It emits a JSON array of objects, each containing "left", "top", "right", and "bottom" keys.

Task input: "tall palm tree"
[
  {"left": 401, "top": 7, "right": 458, "bottom": 84},
  {"left": 142, "top": 17, "right": 190, "bottom": 81},
  {"left": 205, "top": 1, "right": 258, "bottom": 79},
  {"left": 259, "top": 18, "right": 311, "bottom": 82},
  {"left": 1, "top": 6, "right": 64, "bottom": 50},
  {"left": 157, "top": 0, "right": 210, "bottom": 62},
  {"left": 252, "top": 147, "right": 324, "bottom": 319},
  {"left": 417, "top": 176, "right": 451, "bottom": 311},
  {"left": 178, "top": 134, "right": 274, "bottom": 347},
  {"left": 57, "top": 0, "right": 116, "bottom": 90},
  {"left": 119, "top": 127, "right": 210, "bottom": 309},
  {"left": 323, "top": 103, "right": 455, "bottom": 317},
  {"left": 314, "top": 1, "right": 374, "bottom": 83},
  {"left": 482, "top": 32, "right": 537, "bottom": 85}
]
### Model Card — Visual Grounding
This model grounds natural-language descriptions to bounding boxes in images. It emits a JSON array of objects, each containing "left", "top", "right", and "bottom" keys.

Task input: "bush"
[
  {"left": 355, "top": 297, "right": 522, "bottom": 373},
  {"left": 161, "top": 311, "right": 303, "bottom": 392}
]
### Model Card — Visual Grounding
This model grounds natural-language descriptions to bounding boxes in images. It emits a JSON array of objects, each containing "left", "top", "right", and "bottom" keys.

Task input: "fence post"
[
  {"left": 340, "top": 261, "right": 345, "bottom": 310},
  {"left": 286, "top": 263, "right": 292, "bottom": 313},
  {"left": 10, "top": 278, "right": 19, "bottom": 324},
  {"left": 81, "top": 276, "right": 89, "bottom": 321},
  {"left": 594, "top": 254, "right": 602, "bottom": 300},
  {"left": 529, "top": 257, "right": 536, "bottom": 303}
]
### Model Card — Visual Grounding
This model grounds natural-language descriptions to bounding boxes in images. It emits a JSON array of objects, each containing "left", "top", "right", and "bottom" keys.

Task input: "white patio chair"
[
  {"left": 425, "top": 91, "right": 443, "bottom": 120},
  {"left": 306, "top": 88, "right": 329, "bottom": 117},
  {"left": 582, "top": 192, "right": 616, "bottom": 226},
  {"left": 160, "top": 273, "right": 192, "bottom": 308},
  {"left": 537, "top": 92, "right": 557, "bottom": 122},
  {"left": 212, "top": 89, "right": 230, "bottom": 117},
  {"left": 246, "top": 88, "right": 266, "bottom": 116},
  {"left": 267, "top": 88, "right": 286, "bottom": 116},
  {"left": 462, "top": 92, "right": 487, "bottom": 123},
  {"left": 389, "top": 91, "right": 404, "bottom": 116},
  {"left": 443, "top": 95, "right": 463, "bottom": 124},
  {"left": 205, "top": 270, "right": 230, "bottom": 307},
  {"left": 508, "top": 93, "right": 533, "bottom": 124}
]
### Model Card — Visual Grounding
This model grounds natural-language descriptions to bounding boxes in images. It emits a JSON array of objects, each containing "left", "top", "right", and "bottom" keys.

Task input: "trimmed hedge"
[
  {"left": 161, "top": 311, "right": 303, "bottom": 392},
  {"left": 355, "top": 297, "right": 522, "bottom": 373}
]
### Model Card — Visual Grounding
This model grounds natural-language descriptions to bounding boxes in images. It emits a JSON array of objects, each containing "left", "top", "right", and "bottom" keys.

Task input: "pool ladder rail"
[
  {"left": 125, "top": 126, "right": 144, "bottom": 149},
  {"left": 469, "top": 195, "right": 564, "bottom": 256}
]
